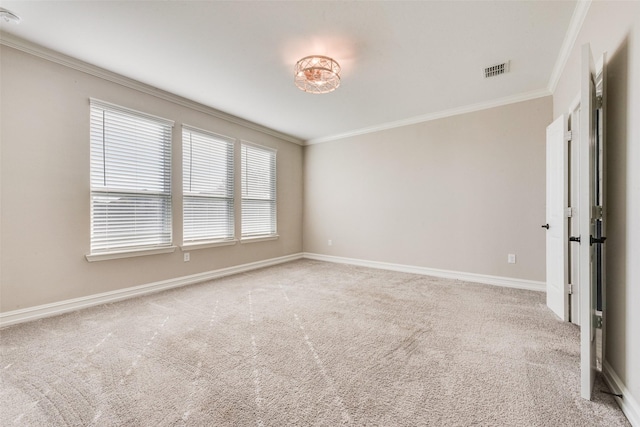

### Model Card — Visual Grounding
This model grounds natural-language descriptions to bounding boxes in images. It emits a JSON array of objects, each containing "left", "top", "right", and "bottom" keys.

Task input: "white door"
[
  {"left": 579, "top": 43, "right": 606, "bottom": 401},
  {"left": 545, "top": 115, "right": 569, "bottom": 321}
]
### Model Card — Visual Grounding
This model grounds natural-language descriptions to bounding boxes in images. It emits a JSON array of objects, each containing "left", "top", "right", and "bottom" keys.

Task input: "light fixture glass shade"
[{"left": 294, "top": 55, "right": 341, "bottom": 94}]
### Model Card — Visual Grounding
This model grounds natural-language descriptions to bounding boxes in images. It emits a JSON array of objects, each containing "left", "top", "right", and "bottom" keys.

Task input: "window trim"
[
  {"left": 89, "top": 98, "right": 175, "bottom": 127},
  {"left": 87, "top": 98, "right": 174, "bottom": 258},
  {"left": 240, "top": 235, "right": 279, "bottom": 244},
  {"left": 182, "top": 125, "right": 236, "bottom": 245},
  {"left": 240, "top": 140, "right": 277, "bottom": 239},
  {"left": 180, "top": 239, "right": 238, "bottom": 251},
  {"left": 86, "top": 246, "right": 177, "bottom": 262}
]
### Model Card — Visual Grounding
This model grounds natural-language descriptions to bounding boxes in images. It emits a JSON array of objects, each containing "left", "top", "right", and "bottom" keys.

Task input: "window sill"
[
  {"left": 240, "top": 235, "right": 279, "bottom": 244},
  {"left": 85, "top": 246, "right": 177, "bottom": 262},
  {"left": 180, "top": 239, "right": 238, "bottom": 251}
]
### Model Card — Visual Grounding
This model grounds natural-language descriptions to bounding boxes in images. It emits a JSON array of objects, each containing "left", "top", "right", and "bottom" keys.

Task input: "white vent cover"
[{"left": 484, "top": 61, "right": 510, "bottom": 78}]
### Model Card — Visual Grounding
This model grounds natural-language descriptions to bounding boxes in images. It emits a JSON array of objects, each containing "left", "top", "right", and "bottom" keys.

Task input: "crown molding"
[
  {"left": 305, "top": 88, "right": 551, "bottom": 145},
  {"left": 547, "top": 0, "right": 592, "bottom": 94},
  {"left": 0, "top": 32, "right": 304, "bottom": 146}
]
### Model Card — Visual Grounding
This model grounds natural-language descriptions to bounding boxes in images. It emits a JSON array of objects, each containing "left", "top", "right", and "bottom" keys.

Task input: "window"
[
  {"left": 89, "top": 99, "right": 173, "bottom": 254},
  {"left": 182, "top": 127, "right": 235, "bottom": 243},
  {"left": 241, "top": 143, "right": 276, "bottom": 238}
]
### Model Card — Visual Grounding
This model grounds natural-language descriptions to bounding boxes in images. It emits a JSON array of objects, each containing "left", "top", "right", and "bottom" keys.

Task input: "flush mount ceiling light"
[
  {"left": 0, "top": 8, "right": 21, "bottom": 24},
  {"left": 294, "top": 55, "right": 341, "bottom": 94}
]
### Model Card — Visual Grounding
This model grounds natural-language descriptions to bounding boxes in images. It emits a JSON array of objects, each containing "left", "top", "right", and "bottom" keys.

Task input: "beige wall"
[
  {"left": 0, "top": 46, "right": 303, "bottom": 312},
  {"left": 303, "top": 96, "right": 551, "bottom": 282},
  {"left": 553, "top": 0, "right": 640, "bottom": 413}
]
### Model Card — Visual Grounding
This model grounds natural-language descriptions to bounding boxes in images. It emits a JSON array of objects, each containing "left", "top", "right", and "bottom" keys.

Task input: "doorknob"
[
  {"left": 569, "top": 236, "right": 581, "bottom": 243},
  {"left": 590, "top": 236, "right": 607, "bottom": 246},
  {"left": 541, "top": 224, "right": 549, "bottom": 229}
]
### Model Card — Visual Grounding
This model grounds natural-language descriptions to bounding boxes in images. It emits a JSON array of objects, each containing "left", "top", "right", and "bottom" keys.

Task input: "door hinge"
[
  {"left": 596, "top": 95, "right": 603, "bottom": 109},
  {"left": 565, "top": 131, "right": 573, "bottom": 142},
  {"left": 595, "top": 314, "right": 603, "bottom": 329},
  {"left": 565, "top": 207, "right": 573, "bottom": 218},
  {"left": 569, "top": 283, "right": 573, "bottom": 295},
  {"left": 593, "top": 205, "right": 603, "bottom": 220}
]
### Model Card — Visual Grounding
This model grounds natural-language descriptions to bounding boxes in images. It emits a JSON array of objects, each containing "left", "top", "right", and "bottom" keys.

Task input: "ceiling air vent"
[{"left": 484, "top": 61, "right": 510, "bottom": 78}]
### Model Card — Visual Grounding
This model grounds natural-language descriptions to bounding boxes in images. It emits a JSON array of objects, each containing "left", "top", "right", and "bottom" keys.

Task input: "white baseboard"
[
  {"left": 0, "top": 253, "right": 303, "bottom": 329},
  {"left": 603, "top": 360, "right": 640, "bottom": 427},
  {"left": 303, "top": 252, "right": 546, "bottom": 292},
  {"left": 0, "top": 252, "right": 544, "bottom": 329}
]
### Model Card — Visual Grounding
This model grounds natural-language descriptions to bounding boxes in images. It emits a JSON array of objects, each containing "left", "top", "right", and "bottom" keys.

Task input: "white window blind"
[
  {"left": 241, "top": 143, "right": 276, "bottom": 237},
  {"left": 183, "top": 127, "right": 235, "bottom": 243},
  {"left": 90, "top": 99, "right": 173, "bottom": 254}
]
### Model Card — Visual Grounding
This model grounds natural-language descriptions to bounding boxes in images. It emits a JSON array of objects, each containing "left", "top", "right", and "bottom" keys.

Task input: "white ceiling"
[{"left": 0, "top": 1, "right": 578, "bottom": 143}]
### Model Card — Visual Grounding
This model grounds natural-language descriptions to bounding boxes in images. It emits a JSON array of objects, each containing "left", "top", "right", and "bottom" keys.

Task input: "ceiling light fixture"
[
  {"left": 0, "top": 8, "right": 21, "bottom": 24},
  {"left": 294, "top": 55, "right": 341, "bottom": 94}
]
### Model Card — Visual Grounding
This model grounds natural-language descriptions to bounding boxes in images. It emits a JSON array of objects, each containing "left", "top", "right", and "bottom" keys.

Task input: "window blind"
[
  {"left": 241, "top": 143, "right": 276, "bottom": 237},
  {"left": 90, "top": 99, "right": 173, "bottom": 253},
  {"left": 183, "top": 127, "right": 235, "bottom": 243}
]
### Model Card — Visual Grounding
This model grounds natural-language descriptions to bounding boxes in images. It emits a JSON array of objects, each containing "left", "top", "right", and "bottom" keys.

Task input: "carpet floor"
[{"left": 0, "top": 259, "right": 629, "bottom": 426}]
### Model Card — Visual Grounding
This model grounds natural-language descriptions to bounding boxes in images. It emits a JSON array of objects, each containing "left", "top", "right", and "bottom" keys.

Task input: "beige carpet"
[{"left": 0, "top": 259, "right": 629, "bottom": 426}]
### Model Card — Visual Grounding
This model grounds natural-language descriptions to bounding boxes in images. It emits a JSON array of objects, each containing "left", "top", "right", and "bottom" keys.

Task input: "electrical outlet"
[
  {"left": 507, "top": 254, "right": 516, "bottom": 264},
  {"left": 184, "top": 252, "right": 190, "bottom": 262},
  {"left": 328, "top": 239, "right": 333, "bottom": 246}
]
